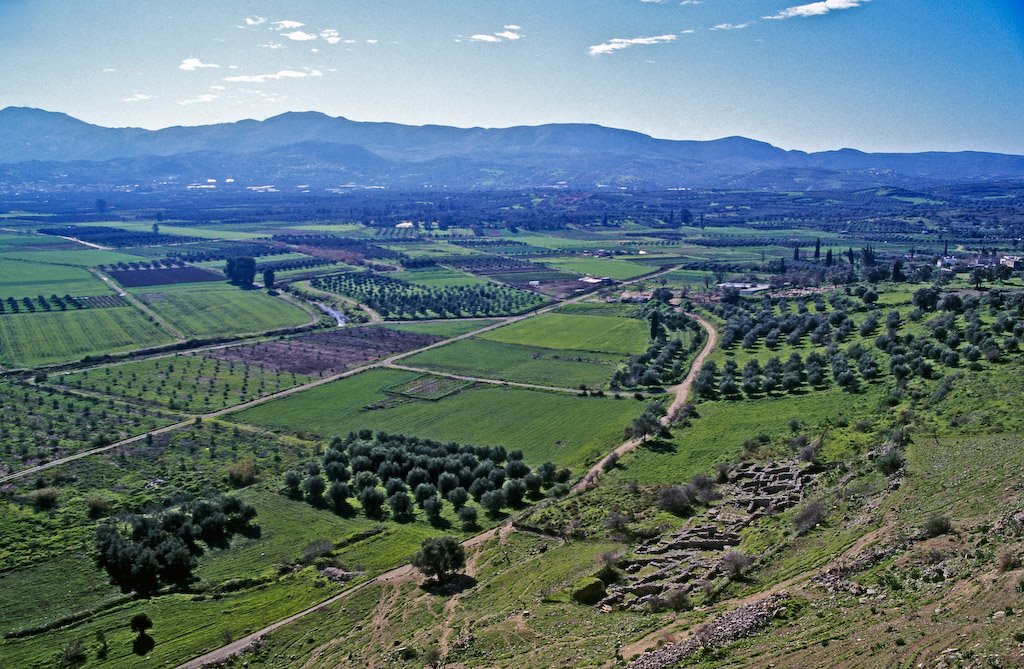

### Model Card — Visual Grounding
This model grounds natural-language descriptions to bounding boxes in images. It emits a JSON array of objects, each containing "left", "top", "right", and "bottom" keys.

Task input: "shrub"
[
  {"left": 997, "top": 550, "right": 1021, "bottom": 572},
  {"left": 423, "top": 496, "right": 444, "bottom": 523},
  {"left": 303, "top": 475, "right": 326, "bottom": 505},
  {"left": 922, "top": 515, "right": 952, "bottom": 539},
  {"left": 721, "top": 551, "right": 753, "bottom": 580},
  {"left": 875, "top": 450, "right": 905, "bottom": 476},
  {"left": 84, "top": 496, "right": 114, "bottom": 519},
  {"left": 30, "top": 487, "right": 58, "bottom": 511},
  {"left": 301, "top": 539, "right": 334, "bottom": 563},
  {"left": 227, "top": 459, "right": 257, "bottom": 487},
  {"left": 664, "top": 589, "right": 692, "bottom": 611},
  {"left": 793, "top": 499, "right": 826, "bottom": 536},
  {"left": 60, "top": 638, "right": 86, "bottom": 666},
  {"left": 657, "top": 485, "right": 695, "bottom": 516},
  {"left": 359, "top": 487, "right": 386, "bottom": 519}
]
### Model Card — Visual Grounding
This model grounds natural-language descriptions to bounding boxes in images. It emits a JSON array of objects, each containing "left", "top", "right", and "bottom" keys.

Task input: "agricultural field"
[
  {"left": 382, "top": 319, "right": 498, "bottom": 338},
  {"left": 106, "top": 266, "right": 222, "bottom": 287},
  {"left": 311, "top": 272, "right": 545, "bottom": 319},
  {"left": 58, "top": 355, "right": 310, "bottom": 412},
  {"left": 0, "top": 306, "right": 175, "bottom": 368},
  {"left": 0, "top": 258, "right": 110, "bottom": 298},
  {"left": 480, "top": 312, "right": 650, "bottom": 355},
  {"left": 234, "top": 367, "right": 648, "bottom": 469},
  {"left": 134, "top": 283, "right": 312, "bottom": 338},
  {"left": 201, "top": 325, "right": 442, "bottom": 376},
  {"left": 403, "top": 337, "right": 624, "bottom": 388},
  {"left": 544, "top": 256, "right": 654, "bottom": 280},
  {"left": 0, "top": 379, "right": 177, "bottom": 476}
]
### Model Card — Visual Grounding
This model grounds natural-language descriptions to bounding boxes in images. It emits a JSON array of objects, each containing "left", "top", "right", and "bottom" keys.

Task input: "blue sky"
[{"left": 1, "top": 0, "right": 1023, "bottom": 153}]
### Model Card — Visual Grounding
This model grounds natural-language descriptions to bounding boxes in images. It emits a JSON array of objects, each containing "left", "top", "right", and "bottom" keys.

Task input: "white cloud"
[
  {"left": 764, "top": 0, "right": 867, "bottom": 20},
  {"left": 223, "top": 69, "right": 323, "bottom": 84},
  {"left": 244, "top": 16, "right": 266, "bottom": 26},
  {"left": 710, "top": 22, "right": 749, "bottom": 30},
  {"left": 179, "top": 57, "right": 219, "bottom": 71},
  {"left": 209, "top": 85, "right": 226, "bottom": 91},
  {"left": 640, "top": 0, "right": 667, "bottom": 3},
  {"left": 177, "top": 94, "right": 218, "bottom": 106},
  {"left": 468, "top": 27, "right": 523, "bottom": 43},
  {"left": 101, "top": 68, "right": 115, "bottom": 73},
  {"left": 680, "top": 0, "right": 701, "bottom": 4},
  {"left": 121, "top": 93, "right": 156, "bottom": 103},
  {"left": 681, "top": 29, "right": 696, "bottom": 34},
  {"left": 282, "top": 30, "right": 317, "bottom": 41},
  {"left": 273, "top": 20, "right": 304, "bottom": 30},
  {"left": 588, "top": 33, "right": 676, "bottom": 56},
  {"left": 365, "top": 39, "right": 379, "bottom": 44},
  {"left": 320, "top": 29, "right": 341, "bottom": 44}
]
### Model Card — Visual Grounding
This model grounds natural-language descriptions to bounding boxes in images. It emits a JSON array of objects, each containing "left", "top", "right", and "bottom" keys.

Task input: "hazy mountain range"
[{"left": 2, "top": 107, "right": 1023, "bottom": 192}]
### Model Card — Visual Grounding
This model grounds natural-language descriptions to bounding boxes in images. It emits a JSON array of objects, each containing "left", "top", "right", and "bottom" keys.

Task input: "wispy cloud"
[
  {"left": 589, "top": 34, "right": 676, "bottom": 56},
  {"left": 223, "top": 69, "right": 323, "bottom": 84},
  {"left": 121, "top": 93, "right": 156, "bottom": 103},
  {"left": 177, "top": 94, "right": 218, "bottom": 106},
  {"left": 764, "top": 0, "right": 868, "bottom": 20},
  {"left": 272, "top": 20, "right": 304, "bottom": 30},
  {"left": 469, "top": 34, "right": 501, "bottom": 42},
  {"left": 179, "top": 57, "right": 219, "bottom": 71},
  {"left": 320, "top": 29, "right": 341, "bottom": 44},
  {"left": 244, "top": 16, "right": 266, "bottom": 27},
  {"left": 282, "top": 30, "right": 318, "bottom": 41},
  {"left": 710, "top": 22, "right": 749, "bottom": 30}
]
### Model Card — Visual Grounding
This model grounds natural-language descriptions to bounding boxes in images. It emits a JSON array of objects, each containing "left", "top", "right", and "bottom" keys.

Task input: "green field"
[
  {"left": 0, "top": 249, "right": 149, "bottom": 267},
  {"left": 60, "top": 354, "right": 310, "bottom": 412},
  {"left": 480, "top": 312, "right": 649, "bottom": 355},
  {"left": 0, "top": 307, "right": 174, "bottom": 367},
  {"left": 382, "top": 319, "right": 498, "bottom": 338},
  {"left": 403, "top": 337, "right": 622, "bottom": 388},
  {"left": 234, "top": 368, "right": 646, "bottom": 469},
  {"left": 135, "top": 284, "right": 311, "bottom": 338},
  {"left": 392, "top": 266, "right": 489, "bottom": 288},
  {"left": 544, "top": 256, "right": 653, "bottom": 280},
  {"left": 0, "top": 258, "right": 110, "bottom": 298}
]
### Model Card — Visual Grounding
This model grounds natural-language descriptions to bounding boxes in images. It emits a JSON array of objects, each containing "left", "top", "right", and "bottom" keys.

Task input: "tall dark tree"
[
  {"left": 825, "top": 249, "right": 834, "bottom": 267},
  {"left": 814, "top": 238, "right": 821, "bottom": 261},
  {"left": 263, "top": 268, "right": 275, "bottom": 289}
]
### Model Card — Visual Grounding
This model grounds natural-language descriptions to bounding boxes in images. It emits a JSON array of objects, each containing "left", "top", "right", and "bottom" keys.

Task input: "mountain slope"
[{"left": 1, "top": 107, "right": 1022, "bottom": 190}]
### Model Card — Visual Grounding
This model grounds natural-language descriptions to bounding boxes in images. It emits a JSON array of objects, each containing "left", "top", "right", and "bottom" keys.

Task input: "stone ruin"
[{"left": 600, "top": 460, "right": 814, "bottom": 612}]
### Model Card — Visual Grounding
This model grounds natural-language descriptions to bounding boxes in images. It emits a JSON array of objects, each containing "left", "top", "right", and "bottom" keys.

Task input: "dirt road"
[{"left": 572, "top": 313, "right": 717, "bottom": 493}]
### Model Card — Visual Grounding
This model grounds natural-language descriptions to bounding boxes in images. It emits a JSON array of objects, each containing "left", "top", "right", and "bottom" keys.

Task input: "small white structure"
[{"left": 395, "top": 221, "right": 415, "bottom": 229}]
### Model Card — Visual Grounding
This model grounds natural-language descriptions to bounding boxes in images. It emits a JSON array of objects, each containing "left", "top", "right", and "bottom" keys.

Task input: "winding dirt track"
[{"left": 572, "top": 313, "right": 718, "bottom": 493}]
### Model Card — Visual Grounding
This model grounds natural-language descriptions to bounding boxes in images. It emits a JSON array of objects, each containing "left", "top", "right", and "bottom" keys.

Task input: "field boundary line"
[
  {"left": 385, "top": 362, "right": 582, "bottom": 394},
  {"left": 90, "top": 267, "right": 187, "bottom": 341}
]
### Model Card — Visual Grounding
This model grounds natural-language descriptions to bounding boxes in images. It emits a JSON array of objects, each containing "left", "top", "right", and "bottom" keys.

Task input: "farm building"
[{"left": 1000, "top": 255, "right": 1024, "bottom": 270}]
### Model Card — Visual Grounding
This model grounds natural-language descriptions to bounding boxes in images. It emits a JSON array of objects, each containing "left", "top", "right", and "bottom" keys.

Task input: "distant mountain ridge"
[{"left": 1, "top": 106, "right": 1022, "bottom": 191}]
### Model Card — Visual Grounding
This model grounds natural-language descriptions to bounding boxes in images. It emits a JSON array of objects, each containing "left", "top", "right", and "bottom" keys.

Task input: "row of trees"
[{"left": 312, "top": 272, "right": 543, "bottom": 319}]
